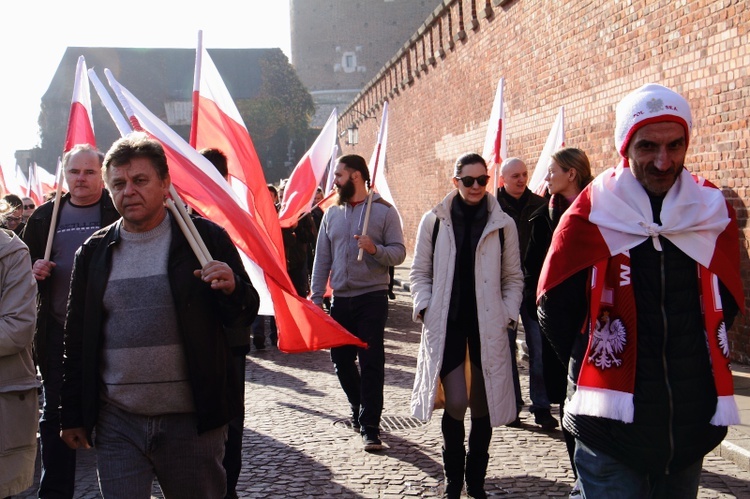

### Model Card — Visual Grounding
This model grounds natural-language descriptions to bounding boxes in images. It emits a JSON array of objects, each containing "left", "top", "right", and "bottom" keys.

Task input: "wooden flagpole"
[
  {"left": 43, "top": 158, "right": 64, "bottom": 261},
  {"left": 356, "top": 101, "right": 388, "bottom": 262}
]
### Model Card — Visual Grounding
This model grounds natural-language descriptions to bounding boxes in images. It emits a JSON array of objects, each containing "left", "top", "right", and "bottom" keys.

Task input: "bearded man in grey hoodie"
[{"left": 311, "top": 154, "right": 405, "bottom": 452}]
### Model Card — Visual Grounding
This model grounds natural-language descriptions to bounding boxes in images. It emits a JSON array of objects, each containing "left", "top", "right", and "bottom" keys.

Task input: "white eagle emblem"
[
  {"left": 588, "top": 311, "right": 627, "bottom": 369},
  {"left": 717, "top": 321, "right": 730, "bottom": 358},
  {"left": 646, "top": 98, "right": 664, "bottom": 113}
]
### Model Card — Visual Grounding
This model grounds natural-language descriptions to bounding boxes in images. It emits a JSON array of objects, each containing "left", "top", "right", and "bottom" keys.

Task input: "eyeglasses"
[
  {"left": 5, "top": 216, "right": 21, "bottom": 223},
  {"left": 23, "top": 204, "right": 35, "bottom": 209},
  {"left": 455, "top": 175, "right": 490, "bottom": 188}
]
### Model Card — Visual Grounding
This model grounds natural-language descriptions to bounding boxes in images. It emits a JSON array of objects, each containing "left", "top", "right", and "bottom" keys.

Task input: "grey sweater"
[{"left": 311, "top": 194, "right": 405, "bottom": 303}]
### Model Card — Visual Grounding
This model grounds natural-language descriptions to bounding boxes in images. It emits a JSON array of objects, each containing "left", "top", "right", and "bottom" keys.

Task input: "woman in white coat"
[{"left": 410, "top": 153, "right": 523, "bottom": 499}]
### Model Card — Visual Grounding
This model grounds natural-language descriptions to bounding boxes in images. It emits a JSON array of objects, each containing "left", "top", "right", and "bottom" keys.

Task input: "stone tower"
[{"left": 290, "top": 0, "right": 438, "bottom": 126}]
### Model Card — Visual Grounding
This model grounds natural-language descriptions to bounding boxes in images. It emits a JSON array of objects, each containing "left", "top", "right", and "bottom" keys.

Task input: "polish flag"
[
  {"left": 0, "top": 162, "right": 8, "bottom": 195},
  {"left": 64, "top": 56, "right": 96, "bottom": 153},
  {"left": 35, "top": 164, "right": 58, "bottom": 196},
  {"left": 367, "top": 102, "right": 397, "bottom": 209},
  {"left": 190, "top": 32, "right": 284, "bottom": 266},
  {"left": 528, "top": 107, "right": 565, "bottom": 196},
  {"left": 324, "top": 144, "right": 339, "bottom": 194},
  {"left": 14, "top": 165, "right": 28, "bottom": 197},
  {"left": 106, "top": 73, "right": 366, "bottom": 353},
  {"left": 278, "top": 109, "right": 338, "bottom": 228},
  {"left": 482, "top": 77, "right": 507, "bottom": 193},
  {"left": 27, "top": 163, "right": 45, "bottom": 206}
]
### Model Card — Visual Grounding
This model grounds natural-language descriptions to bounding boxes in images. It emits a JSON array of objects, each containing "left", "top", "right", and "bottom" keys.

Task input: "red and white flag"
[
  {"left": 528, "top": 107, "right": 565, "bottom": 195},
  {"left": 367, "top": 102, "right": 397, "bottom": 209},
  {"left": 0, "top": 162, "right": 8, "bottom": 195},
  {"left": 278, "top": 109, "right": 338, "bottom": 227},
  {"left": 14, "top": 164, "right": 28, "bottom": 197},
  {"left": 190, "top": 32, "right": 284, "bottom": 266},
  {"left": 106, "top": 73, "right": 366, "bottom": 353},
  {"left": 35, "top": 164, "right": 57, "bottom": 194},
  {"left": 482, "top": 77, "right": 507, "bottom": 193},
  {"left": 29, "top": 163, "right": 46, "bottom": 206},
  {"left": 64, "top": 56, "right": 96, "bottom": 153}
]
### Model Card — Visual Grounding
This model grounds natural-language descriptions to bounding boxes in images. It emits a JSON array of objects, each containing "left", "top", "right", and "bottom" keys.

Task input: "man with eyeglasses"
[
  {"left": 21, "top": 143, "right": 120, "bottom": 499},
  {"left": 21, "top": 196, "right": 35, "bottom": 223},
  {"left": 311, "top": 154, "right": 405, "bottom": 452},
  {"left": 2, "top": 194, "right": 26, "bottom": 235}
]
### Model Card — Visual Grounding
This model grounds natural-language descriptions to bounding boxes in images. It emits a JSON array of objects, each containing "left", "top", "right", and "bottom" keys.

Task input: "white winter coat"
[{"left": 409, "top": 191, "right": 523, "bottom": 427}]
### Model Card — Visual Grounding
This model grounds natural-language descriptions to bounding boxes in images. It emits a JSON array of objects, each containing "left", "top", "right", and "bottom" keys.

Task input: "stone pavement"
[{"left": 13, "top": 261, "right": 750, "bottom": 498}]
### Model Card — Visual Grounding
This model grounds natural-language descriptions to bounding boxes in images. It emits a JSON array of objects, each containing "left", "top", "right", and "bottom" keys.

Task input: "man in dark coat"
[{"left": 538, "top": 84, "right": 742, "bottom": 498}]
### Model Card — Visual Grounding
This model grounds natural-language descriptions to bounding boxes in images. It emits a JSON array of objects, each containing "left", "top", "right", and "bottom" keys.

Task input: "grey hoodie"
[{"left": 311, "top": 193, "right": 405, "bottom": 303}]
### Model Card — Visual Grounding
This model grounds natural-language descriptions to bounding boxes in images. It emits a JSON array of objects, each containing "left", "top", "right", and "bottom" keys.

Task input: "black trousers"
[{"left": 329, "top": 291, "right": 388, "bottom": 430}]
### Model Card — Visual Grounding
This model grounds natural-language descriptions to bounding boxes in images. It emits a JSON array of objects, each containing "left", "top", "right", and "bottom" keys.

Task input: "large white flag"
[
  {"left": 528, "top": 107, "right": 565, "bottom": 195},
  {"left": 482, "top": 77, "right": 507, "bottom": 193}
]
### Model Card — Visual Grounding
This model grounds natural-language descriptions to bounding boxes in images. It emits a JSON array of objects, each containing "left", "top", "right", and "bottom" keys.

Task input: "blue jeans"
[
  {"left": 520, "top": 307, "right": 551, "bottom": 412},
  {"left": 574, "top": 438, "right": 703, "bottom": 498},
  {"left": 506, "top": 326, "right": 523, "bottom": 411},
  {"left": 39, "top": 320, "right": 77, "bottom": 499},
  {"left": 330, "top": 291, "right": 388, "bottom": 431},
  {"left": 95, "top": 403, "right": 227, "bottom": 499},
  {"left": 251, "top": 315, "right": 277, "bottom": 347}
]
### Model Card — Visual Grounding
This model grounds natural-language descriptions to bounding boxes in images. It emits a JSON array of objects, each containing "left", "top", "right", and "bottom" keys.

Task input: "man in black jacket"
[
  {"left": 496, "top": 157, "right": 556, "bottom": 429},
  {"left": 538, "top": 84, "right": 742, "bottom": 498},
  {"left": 22, "top": 143, "right": 120, "bottom": 499},
  {"left": 60, "top": 133, "right": 258, "bottom": 498}
]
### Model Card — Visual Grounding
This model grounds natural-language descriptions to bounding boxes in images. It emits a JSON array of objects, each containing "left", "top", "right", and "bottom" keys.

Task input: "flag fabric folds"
[
  {"left": 528, "top": 107, "right": 565, "bottom": 195},
  {"left": 367, "top": 103, "right": 397, "bottom": 208},
  {"left": 105, "top": 73, "right": 366, "bottom": 353},
  {"left": 278, "top": 109, "right": 338, "bottom": 228},
  {"left": 482, "top": 77, "right": 507, "bottom": 193},
  {"left": 64, "top": 55, "right": 96, "bottom": 153},
  {"left": 26, "top": 163, "right": 43, "bottom": 206},
  {"left": 190, "top": 33, "right": 285, "bottom": 267}
]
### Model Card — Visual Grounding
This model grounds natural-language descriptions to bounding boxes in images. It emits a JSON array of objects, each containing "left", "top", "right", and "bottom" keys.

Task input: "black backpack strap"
[{"left": 431, "top": 215, "right": 440, "bottom": 252}]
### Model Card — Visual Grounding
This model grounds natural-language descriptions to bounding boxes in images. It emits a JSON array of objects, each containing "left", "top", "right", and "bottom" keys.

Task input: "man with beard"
[
  {"left": 311, "top": 154, "right": 405, "bottom": 451},
  {"left": 538, "top": 84, "right": 742, "bottom": 497}
]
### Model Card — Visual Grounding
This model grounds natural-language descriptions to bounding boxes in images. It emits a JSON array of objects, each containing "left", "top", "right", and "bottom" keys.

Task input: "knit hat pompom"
[{"left": 614, "top": 83, "right": 692, "bottom": 157}]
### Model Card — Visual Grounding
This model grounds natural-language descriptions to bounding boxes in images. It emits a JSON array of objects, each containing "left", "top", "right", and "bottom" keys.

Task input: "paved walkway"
[{"left": 13, "top": 262, "right": 750, "bottom": 498}]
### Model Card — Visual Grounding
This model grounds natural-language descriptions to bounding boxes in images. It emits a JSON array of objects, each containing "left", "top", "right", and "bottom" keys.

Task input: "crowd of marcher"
[{"left": 0, "top": 83, "right": 742, "bottom": 499}]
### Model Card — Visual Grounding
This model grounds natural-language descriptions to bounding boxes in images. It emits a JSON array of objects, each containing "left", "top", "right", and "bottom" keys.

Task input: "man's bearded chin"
[{"left": 336, "top": 179, "right": 355, "bottom": 205}]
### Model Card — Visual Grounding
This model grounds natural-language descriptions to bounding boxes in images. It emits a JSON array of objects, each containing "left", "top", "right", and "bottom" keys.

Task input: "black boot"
[
  {"left": 442, "top": 446, "right": 466, "bottom": 498},
  {"left": 466, "top": 415, "right": 492, "bottom": 499},
  {"left": 465, "top": 452, "right": 489, "bottom": 499},
  {"left": 442, "top": 412, "right": 466, "bottom": 498}
]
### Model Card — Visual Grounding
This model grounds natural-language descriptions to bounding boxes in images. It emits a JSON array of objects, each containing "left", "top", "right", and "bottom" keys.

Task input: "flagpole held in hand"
[
  {"left": 167, "top": 185, "right": 212, "bottom": 264},
  {"left": 356, "top": 102, "right": 388, "bottom": 262},
  {"left": 356, "top": 189, "right": 375, "bottom": 262},
  {"left": 43, "top": 160, "right": 64, "bottom": 261},
  {"left": 166, "top": 199, "right": 209, "bottom": 266}
]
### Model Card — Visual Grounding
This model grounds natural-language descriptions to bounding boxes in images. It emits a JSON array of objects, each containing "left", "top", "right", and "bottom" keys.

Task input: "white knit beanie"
[{"left": 614, "top": 83, "right": 693, "bottom": 157}]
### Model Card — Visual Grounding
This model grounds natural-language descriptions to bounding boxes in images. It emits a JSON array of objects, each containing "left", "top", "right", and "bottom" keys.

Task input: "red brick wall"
[{"left": 338, "top": 0, "right": 750, "bottom": 360}]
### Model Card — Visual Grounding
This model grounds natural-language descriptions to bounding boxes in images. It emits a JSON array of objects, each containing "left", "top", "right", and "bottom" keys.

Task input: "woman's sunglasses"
[{"left": 455, "top": 175, "right": 490, "bottom": 188}]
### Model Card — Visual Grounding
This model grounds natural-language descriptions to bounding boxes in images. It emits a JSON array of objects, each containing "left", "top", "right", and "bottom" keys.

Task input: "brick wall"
[{"left": 337, "top": 0, "right": 750, "bottom": 360}]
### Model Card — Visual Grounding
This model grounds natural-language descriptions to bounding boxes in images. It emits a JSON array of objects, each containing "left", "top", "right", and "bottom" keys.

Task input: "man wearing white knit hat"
[{"left": 537, "top": 84, "right": 743, "bottom": 498}]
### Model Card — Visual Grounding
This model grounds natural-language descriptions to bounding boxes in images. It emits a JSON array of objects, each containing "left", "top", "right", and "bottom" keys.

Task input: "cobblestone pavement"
[{"left": 14, "top": 281, "right": 750, "bottom": 498}]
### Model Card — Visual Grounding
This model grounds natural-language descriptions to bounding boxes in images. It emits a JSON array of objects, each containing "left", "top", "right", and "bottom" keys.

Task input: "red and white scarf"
[{"left": 538, "top": 163, "right": 743, "bottom": 425}]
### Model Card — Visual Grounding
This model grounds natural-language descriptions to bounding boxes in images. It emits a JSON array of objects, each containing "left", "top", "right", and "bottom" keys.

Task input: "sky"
[{"left": 0, "top": 0, "right": 291, "bottom": 181}]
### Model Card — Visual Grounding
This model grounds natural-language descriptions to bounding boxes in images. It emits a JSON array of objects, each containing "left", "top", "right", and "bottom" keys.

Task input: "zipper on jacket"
[{"left": 660, "top": 249, "right": 675, "bottom": 474}]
